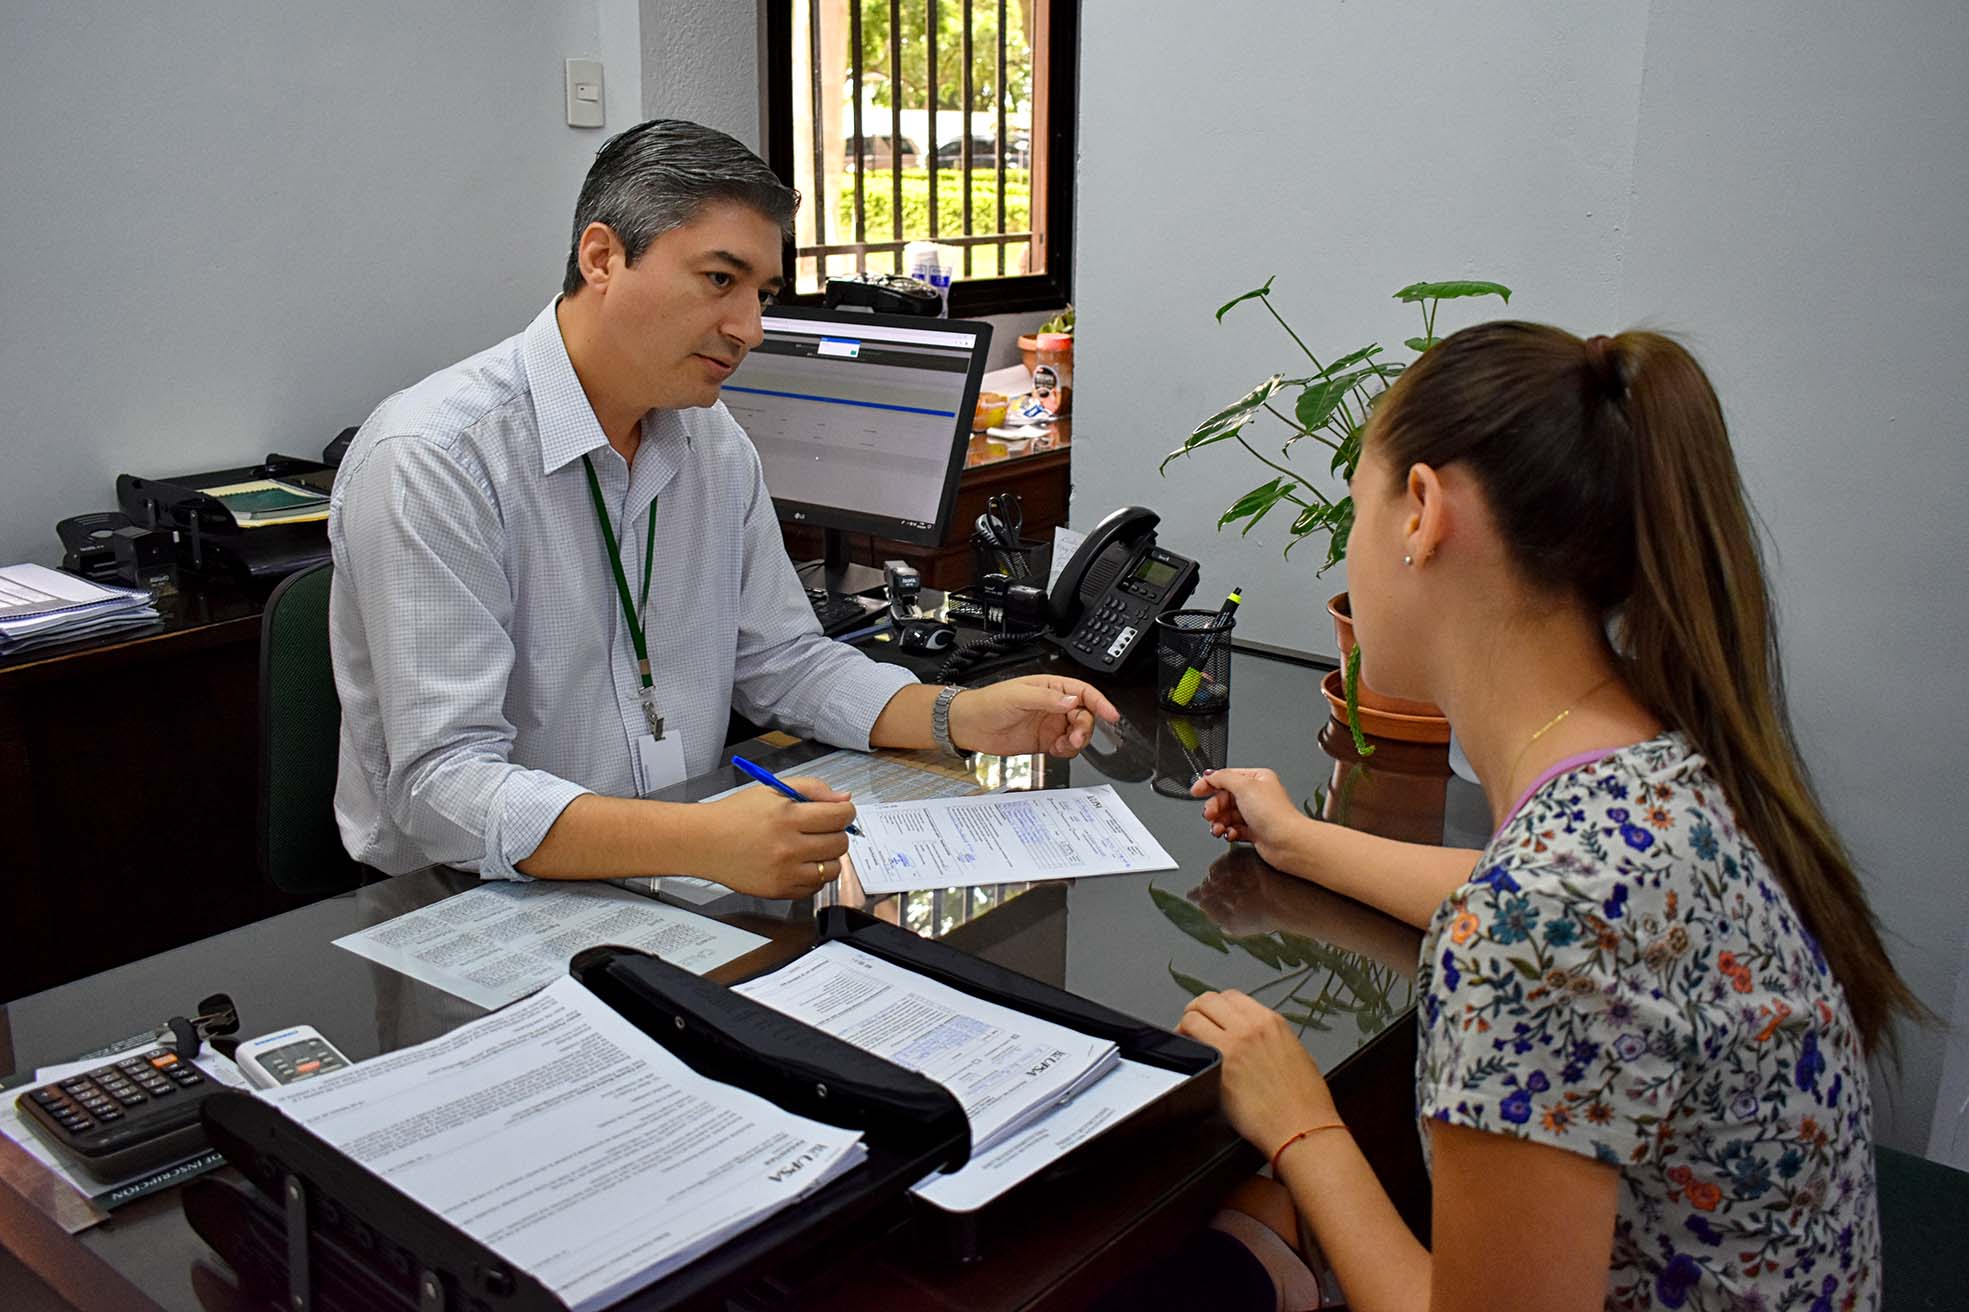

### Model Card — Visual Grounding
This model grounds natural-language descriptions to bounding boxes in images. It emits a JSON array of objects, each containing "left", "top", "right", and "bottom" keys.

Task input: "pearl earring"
[{"left": 1403, "top": 554, "right": 1414, "bottom": 567}]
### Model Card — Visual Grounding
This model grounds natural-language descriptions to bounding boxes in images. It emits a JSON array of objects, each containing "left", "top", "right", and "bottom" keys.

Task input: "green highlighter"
[{"left": 1170, "top": 587, "right": 1243, "bottom": 707}]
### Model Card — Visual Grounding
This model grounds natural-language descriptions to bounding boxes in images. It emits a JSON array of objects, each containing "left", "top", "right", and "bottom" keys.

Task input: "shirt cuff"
[
  {"left": 816, "top": 658, "right": 920, "bottom": 750},
  {"left": 479, "top": 771, "right": 591, "bottom": 881}
]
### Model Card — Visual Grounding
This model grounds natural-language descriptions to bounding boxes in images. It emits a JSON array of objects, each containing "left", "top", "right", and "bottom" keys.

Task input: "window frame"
[{"left": 764, "top": 0, "right": 1078, "bottom": 317}]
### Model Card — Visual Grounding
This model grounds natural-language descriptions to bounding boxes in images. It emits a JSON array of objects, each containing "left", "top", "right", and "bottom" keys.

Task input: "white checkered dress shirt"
[{"left": 328, "top": 300, "right": 917, "bottom": 877}]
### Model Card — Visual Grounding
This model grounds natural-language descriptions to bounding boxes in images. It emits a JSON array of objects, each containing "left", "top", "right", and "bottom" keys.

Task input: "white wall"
[
  {"left": 1074, "top": 0, "right": 1650, "bottom": 656},
  {"left": 1073, "top": 0, "right": 1969, "bottom": 1153},
  {"left": 0, "top": 1, "right": 756, "bottom": 569},
  {"left": 636, "top": 0, "right": 763, "bottom": 148},
  {"left": 1612, "top": 0, "right": 1969, "bottom": 1160}
]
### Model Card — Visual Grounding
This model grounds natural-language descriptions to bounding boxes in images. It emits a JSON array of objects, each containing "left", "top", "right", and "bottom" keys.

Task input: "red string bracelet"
[{"left": 1269, "top": 1121, "right": 1347, "bottom": 1176}]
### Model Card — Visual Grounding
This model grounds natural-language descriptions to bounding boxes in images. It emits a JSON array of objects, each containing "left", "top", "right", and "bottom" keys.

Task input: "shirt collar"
[{"left": 523, "top": 299, "right": 614, "bottom": 476}]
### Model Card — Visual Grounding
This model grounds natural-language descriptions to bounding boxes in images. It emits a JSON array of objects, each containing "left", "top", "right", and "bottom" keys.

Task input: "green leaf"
[
  {"left": 1160, "top": 374, "right": 1289, "bottom": 473},
  {"left": 1288, "top": 502, "right": 1337, "bottom": 536},
  {"left": 1317, "top": 500, "right": 1355, "bottom": 576},
  {"left": 1294, "top": 370, "right": 1368, "bottom": 432},
  {"left": 1214, "top": 276, "right": 1276, "bottom": 322},
  {"left": 1232, "top": 934, "right": 1287, "bottom": 969},
  {"left": 1150, "top": 886, "right": 1230, "bottom": 953},
  {"left": 1278, "top": 1007, "right": 1333, "bottom": 1032},
  {"left": 1404, "top": 336, "right": 1438, "bottom": 353},
  {"left": 1310, "top": 344, "right": 1382, "bottom": 379},
  {"left": 1343, "top": 644, "right": 1375, "bottom": 757},
  {"left": 1510, "top": 957, "right": 1542, "bottom": 980},
  {"left": 1393, "top": 279, "right": 1513, "bottom": 304},
  {"left": 1331, "top": 422, "right": 1364, "bottom": 479},
  {"left": 1167, "top": 965, "right": 1215, "bottom": 997},
  {"left": 1218, "top": 477, "right": 1298, "bottom": 536}
]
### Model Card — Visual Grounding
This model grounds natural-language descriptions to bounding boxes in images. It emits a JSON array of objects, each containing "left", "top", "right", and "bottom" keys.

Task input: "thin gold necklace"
[{"left": 1504, "top": 675, "right": 1618, "bottom": 802}]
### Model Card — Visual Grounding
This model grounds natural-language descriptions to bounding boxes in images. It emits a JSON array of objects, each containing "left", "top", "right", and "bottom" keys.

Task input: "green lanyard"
[{"left": 580, "top": 454, "right": 664, "bottom": 739}]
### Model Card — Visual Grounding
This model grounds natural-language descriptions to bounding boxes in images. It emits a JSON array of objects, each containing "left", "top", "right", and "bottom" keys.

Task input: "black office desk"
[{"left": 0, "top": 648, "right": 1488, "bottom": 1310}]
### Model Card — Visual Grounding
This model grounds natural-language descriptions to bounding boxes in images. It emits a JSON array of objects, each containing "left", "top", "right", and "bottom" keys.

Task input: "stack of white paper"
[
  {"left": 0, "top": 563, "right": 157, "bottom": 654},
  {"left": 734, "top": 942, "right": 1119, "bottom": 1154},
  {"left": 261, "top": 977, "right": 866, "bottom": 1312}
]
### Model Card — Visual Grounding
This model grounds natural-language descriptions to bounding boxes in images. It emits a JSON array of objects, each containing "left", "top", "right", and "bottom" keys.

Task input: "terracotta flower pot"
[
  {"left": 1327, "top": 592, "right": 1444, "bottom": 719},
  {"left": 1018, "top": 333, "right": 1039, "bottom": 374},
  {"left": 1317, "top": 721, "right": 1452, "bottom": 845}
]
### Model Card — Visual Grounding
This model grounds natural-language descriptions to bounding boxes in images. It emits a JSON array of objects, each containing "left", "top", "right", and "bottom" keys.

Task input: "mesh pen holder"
[
  {"left": 970, "top": 535, "right": 1050, "bottom": 589},
  {"left": 1152, "top": 712, "right": 1231, "bottom": 798},
  {"left": 1154, "top": 609, "right": 1235, "bottom": 714}
]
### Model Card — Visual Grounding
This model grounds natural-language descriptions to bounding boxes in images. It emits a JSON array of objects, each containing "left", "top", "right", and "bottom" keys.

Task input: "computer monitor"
[{"left": 721, "top": 306, "right": 993, "bottom": 557}]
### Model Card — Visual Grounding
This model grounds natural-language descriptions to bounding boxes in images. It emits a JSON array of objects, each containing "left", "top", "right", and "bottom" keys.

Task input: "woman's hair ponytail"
[{"left": 1376, "top": 323, "right": 1925, "bottom": 1054}]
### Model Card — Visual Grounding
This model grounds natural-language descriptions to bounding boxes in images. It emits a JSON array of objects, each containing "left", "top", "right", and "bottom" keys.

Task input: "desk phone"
[
  {"left": 1047, "top": 506, "right": 1199, "bottom": 670},
  {"left": 16, "top": 1047, "right": 221, "bottom": 1181}
]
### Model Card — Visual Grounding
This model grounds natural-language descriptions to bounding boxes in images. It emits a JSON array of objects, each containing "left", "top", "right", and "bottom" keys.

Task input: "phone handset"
[{"left": 1046, "top": 506, "right": 1199, "bottom": 670}]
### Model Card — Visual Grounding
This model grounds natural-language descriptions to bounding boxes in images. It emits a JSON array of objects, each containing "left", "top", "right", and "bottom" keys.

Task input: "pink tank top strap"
[{"left": 1497, "top": 747, "right": 1627, "bottom": 837}]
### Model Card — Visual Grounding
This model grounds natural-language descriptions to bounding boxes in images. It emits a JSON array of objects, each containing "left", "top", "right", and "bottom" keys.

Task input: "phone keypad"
[{"left": 1073, "top": 596, "right": 1148, "bottom": 664}]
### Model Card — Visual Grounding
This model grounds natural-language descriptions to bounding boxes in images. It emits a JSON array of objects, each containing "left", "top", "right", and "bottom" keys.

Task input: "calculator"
[{"left": 15, "top": 1047, "right": 221, "bottom": 1181}]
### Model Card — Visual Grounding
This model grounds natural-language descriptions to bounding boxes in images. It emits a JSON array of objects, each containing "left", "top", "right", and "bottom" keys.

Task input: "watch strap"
[{"left": 931, "top": 685, "right": 966, "bottom": 759}]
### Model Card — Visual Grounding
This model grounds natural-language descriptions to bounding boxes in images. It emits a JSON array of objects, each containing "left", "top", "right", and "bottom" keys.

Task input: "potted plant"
[
  {"left": 1159, "top": 277, "right": 1511, "bottom": 753},
  {"left": 1018, "top": 303, "right": 1073, "bottom": 374}
]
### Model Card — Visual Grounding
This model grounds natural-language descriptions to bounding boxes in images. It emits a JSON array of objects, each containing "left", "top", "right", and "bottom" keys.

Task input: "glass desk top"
[{"left": 0, "top": 646, "right": 1487, "bottom": 1310}]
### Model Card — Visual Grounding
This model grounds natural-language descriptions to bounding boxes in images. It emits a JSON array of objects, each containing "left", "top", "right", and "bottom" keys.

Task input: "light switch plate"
[{"left": 565, "top": 58, "right": 604, "bottom": 129}]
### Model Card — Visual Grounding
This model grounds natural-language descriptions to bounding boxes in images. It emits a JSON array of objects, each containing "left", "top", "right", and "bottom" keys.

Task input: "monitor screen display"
[{"left": 721, "top": 309, "right": 989, "bottom": 545}]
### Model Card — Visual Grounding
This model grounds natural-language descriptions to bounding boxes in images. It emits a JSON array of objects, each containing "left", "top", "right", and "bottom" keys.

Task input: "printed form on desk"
[
  {"left": 633, "top": 747, "right": 994, "bottom": 906},
  {"left": 260, "top": 977, "right": 865, "bottom": 1312},
  {"left": 332, "top": 882, "right": 766, "bottom": 1010},
  {"left": 734, "top": 941, "right": 1119, "bottom": 1155},
  {"left": 845, "top": 784, "right": 1177, "bottom": 894}
]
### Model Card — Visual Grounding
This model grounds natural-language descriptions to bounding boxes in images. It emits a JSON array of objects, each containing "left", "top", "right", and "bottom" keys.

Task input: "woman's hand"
[
  {"left": 1177, "top": 988, "right": 1340, "bottom": 1157},
  {"left": 1188, "top": 847, "right": 1281, "bottom": 937},
  {"left": 1190, "top": 767, "right": 1310, "bottom": 868},
  {"left": 948, "top": 674, "right": 1121, "bottom": 757}
]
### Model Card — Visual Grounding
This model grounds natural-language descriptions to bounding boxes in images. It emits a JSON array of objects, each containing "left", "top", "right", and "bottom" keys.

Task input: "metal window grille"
[{"left": 789, "top": 0, "right": 1043, "bottom": 295}]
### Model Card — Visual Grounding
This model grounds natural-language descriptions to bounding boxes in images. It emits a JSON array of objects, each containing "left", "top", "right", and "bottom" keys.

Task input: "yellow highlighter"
[{"left": 1169, "top": 587, "right": 1243, "bottom": 707}]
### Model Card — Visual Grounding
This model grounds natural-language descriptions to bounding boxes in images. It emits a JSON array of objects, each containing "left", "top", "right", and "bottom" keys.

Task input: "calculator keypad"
[{"left": 27, "top": 1049, "right": 204, "bottom": 1136}]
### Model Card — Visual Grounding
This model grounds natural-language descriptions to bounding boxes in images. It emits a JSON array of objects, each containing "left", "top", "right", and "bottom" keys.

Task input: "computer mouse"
[{"left": 897, "top": 619, "right": 957, "bottom": 653}]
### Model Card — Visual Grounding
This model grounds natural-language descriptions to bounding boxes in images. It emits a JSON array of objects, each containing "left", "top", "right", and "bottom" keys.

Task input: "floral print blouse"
[{"left": 1416, "top": 732, "right": 1880, "bottom": 1310}]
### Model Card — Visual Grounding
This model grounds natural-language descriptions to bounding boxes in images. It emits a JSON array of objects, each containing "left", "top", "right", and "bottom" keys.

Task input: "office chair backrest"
[{"left": 257, "top": 561, "right": 360, "bottom": 895}]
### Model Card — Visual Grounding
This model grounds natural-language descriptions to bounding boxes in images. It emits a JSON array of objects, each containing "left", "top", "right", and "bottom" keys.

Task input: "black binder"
[
  {"left": 183, "top": 907, "right": 1218, "bottom": 1310},
  {"left": 117, "top": 454, "right": 336, "bottom": 582}
]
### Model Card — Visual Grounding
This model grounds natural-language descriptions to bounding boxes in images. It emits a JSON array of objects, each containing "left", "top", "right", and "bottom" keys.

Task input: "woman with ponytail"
[{"left": 1173, "top": 323, "right": 1919, "bottom": 1310}]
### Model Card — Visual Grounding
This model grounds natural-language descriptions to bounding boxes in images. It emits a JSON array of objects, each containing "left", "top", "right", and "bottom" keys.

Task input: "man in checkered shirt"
[{"left": 329, "top": 120, "right": 1115, "bottom": 896}]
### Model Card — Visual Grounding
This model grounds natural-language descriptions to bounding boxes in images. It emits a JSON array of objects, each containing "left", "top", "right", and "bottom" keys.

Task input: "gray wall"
[
  {"left": 1073, "top": 1, "right": 1650, "bottom": 656},
  {"left": 0, "top": 0, "right": 754, "bottom": 568},
  {"left": 1072, "top": 0, "right": 1969, "bottom": 1153}
]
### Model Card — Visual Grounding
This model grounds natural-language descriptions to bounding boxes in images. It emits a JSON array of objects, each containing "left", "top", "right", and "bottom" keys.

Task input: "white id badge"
[{"left": 636, "top": 732, "right": 688, "bottom": 796}]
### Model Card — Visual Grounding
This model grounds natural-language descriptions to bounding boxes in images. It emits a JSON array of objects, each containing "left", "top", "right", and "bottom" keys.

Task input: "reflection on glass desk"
[{"left": 0, "top": 648, "right": 1485, "bottom": 1312}]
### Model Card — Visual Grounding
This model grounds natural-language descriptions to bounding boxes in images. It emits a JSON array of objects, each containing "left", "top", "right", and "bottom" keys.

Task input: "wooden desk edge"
[{"left": 0, "top": 1133, "right": 157, "bottom": 1310}]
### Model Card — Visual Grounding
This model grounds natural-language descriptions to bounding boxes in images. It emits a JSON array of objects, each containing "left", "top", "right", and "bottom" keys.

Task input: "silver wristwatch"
[{"left": 931, "top": 685, "right": 967, "bottom": 759}]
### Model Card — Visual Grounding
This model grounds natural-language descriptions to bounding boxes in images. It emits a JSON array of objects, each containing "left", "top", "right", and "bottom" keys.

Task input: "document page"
[
  {"left": 698, "top": 747, "right": 990, "bottom": 805},
  {"left": 846, "top": 785, "right": 1178, "bottom": 894},
  {"left": 909, "top": 1059, "right": 1187, "bottom": 1212},
  {"left": 734, "top": 942, "right": 1117, "bottom": 1153},
  {"left": 623, "top": 749, "right": 992, "bottom": 905},
  {"left": 332, "top": 882, "right": 766, "bottom": 1010},
  {"left": 263, "top": 977, "right": 865, "bottom": 1312}
]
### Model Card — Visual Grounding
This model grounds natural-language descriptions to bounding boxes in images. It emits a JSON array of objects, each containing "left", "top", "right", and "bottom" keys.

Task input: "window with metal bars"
[{"left": 766, "top": 0, "right": 1076, "bottom": 316}]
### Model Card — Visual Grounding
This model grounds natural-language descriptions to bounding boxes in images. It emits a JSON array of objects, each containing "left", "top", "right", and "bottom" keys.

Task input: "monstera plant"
[{"left": 1160, "top": 277, "right": 1512, "bottom": 752}]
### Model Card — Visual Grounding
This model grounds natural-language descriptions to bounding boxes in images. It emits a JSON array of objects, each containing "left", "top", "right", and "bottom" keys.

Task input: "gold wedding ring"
[{"left": 816, "top": 860, "right": 826, "bottom": 879}]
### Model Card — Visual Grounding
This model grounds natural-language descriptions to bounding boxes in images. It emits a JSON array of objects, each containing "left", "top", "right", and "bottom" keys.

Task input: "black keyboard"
[{"left": 807, "top": 588, "right": 879, "bottom": 637}]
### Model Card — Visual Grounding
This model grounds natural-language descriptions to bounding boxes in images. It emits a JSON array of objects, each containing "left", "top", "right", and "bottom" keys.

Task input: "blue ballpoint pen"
[{"left": 729, "top": 755, "right": 864, "bottom": 836}]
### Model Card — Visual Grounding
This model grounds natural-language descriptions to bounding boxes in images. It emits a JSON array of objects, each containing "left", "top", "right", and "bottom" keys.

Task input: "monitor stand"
[{"left": 818, "top": 527, "right": 856, "bottom": 596}]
